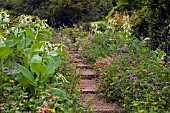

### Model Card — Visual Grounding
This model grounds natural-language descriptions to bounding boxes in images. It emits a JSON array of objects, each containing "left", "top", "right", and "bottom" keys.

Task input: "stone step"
[
  {"left": 69, "top": 51, "right": 79, "bottom": 54},
  {"left": 77, "top": 63, "right": 92, "bottom": 69},
  {"left": 80, "top": 94, "right": 117, "bottom": 113},
  {"left": 72, "top": 58, "right": 82, "bottom": 63},
  {"left": 77, "top": 68, "right": 98, "bottom": 79},
  {"left": 78, "top": 79, "right": 98, "bottom": 93}
]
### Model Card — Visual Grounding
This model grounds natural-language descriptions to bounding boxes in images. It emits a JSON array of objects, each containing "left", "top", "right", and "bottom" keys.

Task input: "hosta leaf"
[
  {"left": 18, "top": 64, "right": 35, "bottom": 86},
  {"left": 31, "top": 55, "right": 42, "bottom": 64},
  {"left": 15, "top": 74, "right": 30, "bottom": 88},
  {"left": 46, "top": 57, "right": 61, "bottom": 76},
  {"left": 30, "top": 63, "right": 46, "bottom": 78}
]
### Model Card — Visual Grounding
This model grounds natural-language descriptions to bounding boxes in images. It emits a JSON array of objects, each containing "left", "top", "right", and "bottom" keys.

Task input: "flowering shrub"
[{"left": 0, "top": 11, "right": 83, "bottom": 113}]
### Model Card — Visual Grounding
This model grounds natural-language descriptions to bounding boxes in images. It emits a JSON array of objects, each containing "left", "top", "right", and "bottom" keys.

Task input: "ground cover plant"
[
  {"left": 0, "top": 10, "right": 84, "bottom": 113},
  {"left": 80, "top": 12, "right": 170, "bottom": 113}
]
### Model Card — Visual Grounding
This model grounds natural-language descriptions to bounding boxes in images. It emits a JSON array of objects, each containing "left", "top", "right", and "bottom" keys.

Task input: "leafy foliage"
[{"left": 0, "top": 0, "right": 116, "bottom": 27}]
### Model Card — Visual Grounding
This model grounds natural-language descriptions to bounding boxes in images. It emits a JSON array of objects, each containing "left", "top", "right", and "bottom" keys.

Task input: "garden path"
[{"left": 69, "top": 49, "right": 119, "bottom": 113}]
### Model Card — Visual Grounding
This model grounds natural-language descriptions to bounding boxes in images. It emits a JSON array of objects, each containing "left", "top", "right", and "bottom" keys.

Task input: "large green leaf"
[
  {"left": 46, "top": 57, "right": 61, "bottom": 76},
  {"left": 18, "top": 64, "right": 35, "bottom": 86},
  {"left": 30, "top": 63, "right": 46, "bottom": 78},
  {"left": 0, "top": 47, "right": 13, "bottom": 59},
  {"left": 15, "top": 74, "right": 30, "bottom": 88},
  {"left": 31, "top": 55, "right": 42, "bottom": 64}
]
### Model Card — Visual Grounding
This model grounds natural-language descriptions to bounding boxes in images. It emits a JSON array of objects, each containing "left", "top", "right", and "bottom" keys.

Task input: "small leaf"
[
  {"left": 24, "top": 27, "right": 35, "bottom": 41},
  {"left": 0, "top": 47, "right": 13, "bottom": 59},
  {"left": 17, "top": 37, "right": 32, "bottom": 50},
  {"left": 3, "top": 18, "right": 10, "bottom": 23},
  {"left": 51, "top": 88, "right": 67, "bottom": 99}
]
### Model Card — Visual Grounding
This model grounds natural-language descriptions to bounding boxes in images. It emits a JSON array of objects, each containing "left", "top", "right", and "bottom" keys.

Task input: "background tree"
[{"left": 0, "top": 0, "right": 116, "bottom": 28}]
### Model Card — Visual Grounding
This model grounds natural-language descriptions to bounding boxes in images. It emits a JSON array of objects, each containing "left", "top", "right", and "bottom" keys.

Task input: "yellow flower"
[
  {"left": 49, "top": 109, "right": 56, "bottom": 113},
  {"left": 3, "top": 93, "right": 8, "bottom": 96},
  {"left": 54, "top": 96, "right": 59, "bottom": 99},
  {"left": 19, "top": 103, "right": 24, "bottom": 106},
  {"left": 153, "top": 102, "right": 157, "bottom": 105},
  {"left": 10, "top": 79, "right": 15, "bottom": 83},
  {"left": 154, "top": 107, "right": 157, "bottom": 110},
  {"left": 139, "top": 109, "right": 144, "bottom": 113},
  {"left": 29, "top": 98, "right": 32, "bottom": 101},
  {"left": 23, "top": 96, "right": 28, "bottom": 98},
  {"left": 123, "top": 104, "right": 126, "bottom": 107},
  {"left": 57, "top": 104, "right": 60, "bottom": 107},
  {"left": 145, "top": 102, "right": 148, "bottom": 105},
  {"left": 0, "top": 103, "right": 4, "bottom": 107},
  {"left": 136, "top": 98, "right": 139, "bottom": 101},
  {"left": 162, "top": 106, "right": 164, "bottom": 108},
  {"left": 133, "top": 104, "right": 138, "bottom": 106}
]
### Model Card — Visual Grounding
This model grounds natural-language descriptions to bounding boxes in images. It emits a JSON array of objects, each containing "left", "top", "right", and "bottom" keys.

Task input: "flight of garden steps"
[{"left": 69, "top": 49, "right": 118, "bottom": 113}]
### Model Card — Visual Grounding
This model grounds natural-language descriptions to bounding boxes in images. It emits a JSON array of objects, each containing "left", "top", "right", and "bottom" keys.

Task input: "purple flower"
[
  {"left": 15, "top": 66, "right": 19, "bottom": 70},
  {"left": 133, "top": 62, "right": 138, "bottom": 67},
  {"left": 143, "top": 55, "right": 146, "bottom": 59},
  {"left": 115, "top": 88, "right": 118, "bottom": 91},
  {"left": 132, "top": 50, "right": 137, "bottom": 54},
  {"left": 159, "top": 62, "right": 163, "bottom": 64},
  {"left": 163, "top": 87, "right": 166, "bottom": 89},
  {"left": 157, "top": 92, "right": 161, "bottom": 95},
  {"left": 62, "top": 66, "right": 65, "bottom": 70},
  {"left": 127, "top": 59, "right": 131, "bottom": 63},
  {"left": 154, "top": 86, "right": 157, "bottom": 89},
  {"left": 118, "top": 74, "right": 121, "bottom": 77},
  {"left": 150, "top": 72, "right": 155, "bottom": 77},
  {"left": 161, "top": 82, "right": 165, "bottom": 86},
  {"left": 133, "top": 77, "right": 137, "bottom": 80},
  {"left": 98, "top": 93, "right": 103, "bottom": 97},
  {"left": 9, "top": 70, "right": 13, "bottom": 73},
  {"left": 132, "top": 89, "right": 136, "bottom": 93},
  {"left": 4, "top": 67, "right": 9, "bottom": 73},
  {"left": 82, "top": 58, "right": 87, "bottom": 63},
  {"left": 75, "top": 54, "right": 78, "bottom": 58},
  {"left": 147, "top": 87, "right": 151, "bottom": 90},
  {"left": 83, "top": 68, "right": 86, "bottom": 71},
  {"left": 70, "top": 51, "right": 74, "bottom": 54},
  {"left": 118, "top": 67, "right": 121, "bottom": 70},
  {"left": 110, "top": 52, "right": 113, "bottom": 56}
]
